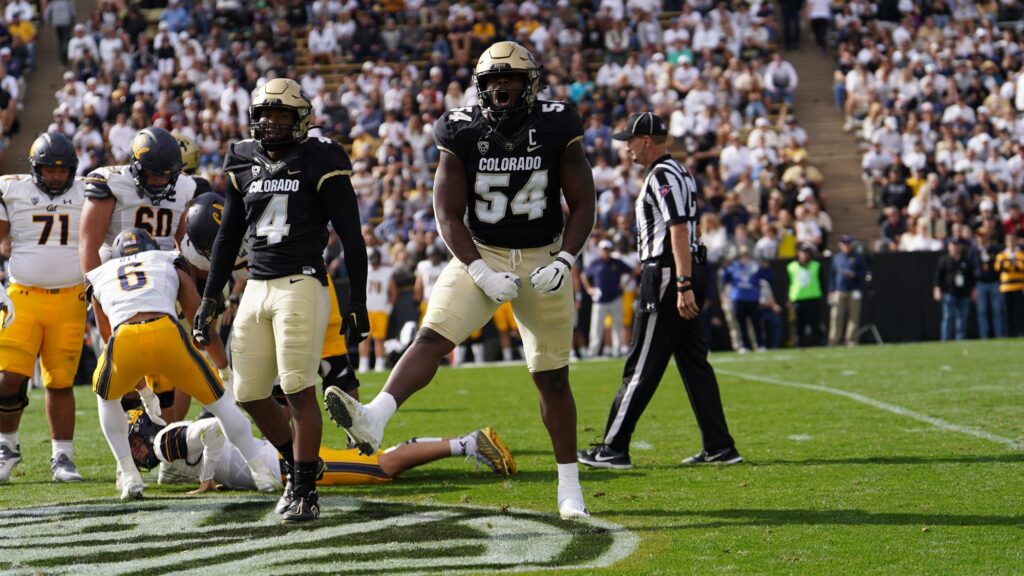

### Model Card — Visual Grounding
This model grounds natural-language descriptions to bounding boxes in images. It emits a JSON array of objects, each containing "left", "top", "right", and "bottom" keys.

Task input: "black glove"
[
  {"left": 193, "top": 297, "right": 218, "bottom": 346},
  {"left": 343, "top": 303, "right": 370, "bottom": 346}
]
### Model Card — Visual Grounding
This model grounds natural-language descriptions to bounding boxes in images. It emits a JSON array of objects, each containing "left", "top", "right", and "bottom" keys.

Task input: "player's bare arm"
[
  {"left": 321, "top": 171, "right": 369, "bottom": 344},
  {"left": 558, "top": 141, "right": 597, "bottom": 257},
  {"left": 434, "top": 151, "right": 483, "bottom": 265},
  {"left": 79, "top": 196, "right": 114, "bottom": 274},
  {"left": 177, "top": 267, "right": 227, "bottom": 365}
]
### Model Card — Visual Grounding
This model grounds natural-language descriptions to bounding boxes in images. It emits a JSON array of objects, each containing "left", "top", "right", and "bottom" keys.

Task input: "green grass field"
[{"left": 2, "top": 341, "right": 1023, "bottom": 575}]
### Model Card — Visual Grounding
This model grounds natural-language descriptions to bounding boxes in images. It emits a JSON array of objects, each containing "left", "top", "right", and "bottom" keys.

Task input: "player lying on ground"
[
  {"left": 127, "top": 410, "right": 516, "bottom": 493},
  {"left": 86, "top": 228, "right": 282, "bottom": 500}
]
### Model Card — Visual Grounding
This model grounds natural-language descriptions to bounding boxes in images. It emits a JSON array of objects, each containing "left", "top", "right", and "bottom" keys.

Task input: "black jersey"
[
  {"left": 222, "top": 136, "right": 353, "bottom": 284},
  {"left": 434, "top": 100, "right": 584, "bottom": 249}
]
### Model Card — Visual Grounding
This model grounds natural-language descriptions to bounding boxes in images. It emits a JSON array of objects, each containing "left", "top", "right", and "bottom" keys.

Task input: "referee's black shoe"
[
  {"left": 681, "top": 446, "right": 743, "bottom": 465},
  {"left": 577, "top": 445, "right": 632, "bottom": 469}
]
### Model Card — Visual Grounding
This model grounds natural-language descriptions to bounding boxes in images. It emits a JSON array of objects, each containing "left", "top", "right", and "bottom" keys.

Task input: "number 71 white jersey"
[{"left": 0, "top": 174, "right": 86, "bottom": 288}]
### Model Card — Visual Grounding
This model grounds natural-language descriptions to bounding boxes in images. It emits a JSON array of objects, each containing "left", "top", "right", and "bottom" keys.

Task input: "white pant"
[{"left": 588, "top": 297, "right": 623, "bottom": 357}]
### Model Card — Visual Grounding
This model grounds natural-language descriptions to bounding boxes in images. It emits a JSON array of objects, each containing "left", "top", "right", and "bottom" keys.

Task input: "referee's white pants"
[{"left": 588, "top": 297, "right": 623, "bottom": 358}]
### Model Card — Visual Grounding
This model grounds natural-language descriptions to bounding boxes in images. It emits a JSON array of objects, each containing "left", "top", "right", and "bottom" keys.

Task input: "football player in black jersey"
[
  {"left": 326, "top": 42, "right": 597, "bottom": 520},
  {"left": 193, "top": 78, "right": 369, "bottom": 522},
  {"left": 172, "top": 132, "right": 213, "bottom": 195}
]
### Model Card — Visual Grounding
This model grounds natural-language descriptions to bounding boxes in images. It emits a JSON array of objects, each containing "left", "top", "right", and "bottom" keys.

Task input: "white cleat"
[
  {"left": 51, "top": 453, "right": 84, "bottom": 483},
  {"left": 558, "top": 497, "right": 590, "bottom": 520},
  {"left": 249, "top": 460, "right": 284, "bottom": 493},
  {"left": 0, "top": 443, "right": 22, "bottom": 484},
  {"left": 323, "top": 387, "right": 383, "bottom": 455},
  {"left": 120, "top": 473, "right": 145, "bottom": 500}
]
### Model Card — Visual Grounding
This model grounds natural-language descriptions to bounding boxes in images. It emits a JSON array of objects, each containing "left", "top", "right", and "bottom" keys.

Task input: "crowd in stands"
[
  {"left": 41, "top": 0, "right": 846, "bottom": 357},
  {"left": 829, "top": 0, "right": 1024, "bottom": 338},
  {"left": 0, "top": 0, "right": 37, "bottom": 166}
]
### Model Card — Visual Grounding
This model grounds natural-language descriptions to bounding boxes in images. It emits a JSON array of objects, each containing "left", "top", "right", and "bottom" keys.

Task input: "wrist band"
[{"left": 677, "top": 284, "right": 693, "bottom": 294}]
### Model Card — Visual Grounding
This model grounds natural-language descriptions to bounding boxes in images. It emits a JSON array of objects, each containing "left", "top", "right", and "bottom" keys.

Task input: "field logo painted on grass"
[{"left": 0, "top": 496, "right": 637, "bottom": 575}]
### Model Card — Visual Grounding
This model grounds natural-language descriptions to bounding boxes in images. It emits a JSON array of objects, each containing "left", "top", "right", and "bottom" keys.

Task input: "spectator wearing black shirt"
[
  {"left": 934, "top": 240, "right": 976, "bottom": 341},
  {"left": 974, "top": 231, "right": 1005, "bottom": 339}
]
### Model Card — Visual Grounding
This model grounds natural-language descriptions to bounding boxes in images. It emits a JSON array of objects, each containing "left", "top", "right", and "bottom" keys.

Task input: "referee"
[{"left": 578, "top": 112, "right": 741, "bottom": 469}]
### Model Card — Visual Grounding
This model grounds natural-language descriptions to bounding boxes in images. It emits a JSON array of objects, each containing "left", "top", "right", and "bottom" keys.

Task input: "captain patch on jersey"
[
  {"left": 433, "top": 100, "right": 583, "bottom": 249},
  {"left": 222, "top": 136, "right": 352, "bottom": 284}
]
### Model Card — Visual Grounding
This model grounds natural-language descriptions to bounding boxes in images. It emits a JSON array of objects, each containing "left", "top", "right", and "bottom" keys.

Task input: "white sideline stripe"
[{"left": 718, "top": 369, "right": 1024, "bottom": 450}]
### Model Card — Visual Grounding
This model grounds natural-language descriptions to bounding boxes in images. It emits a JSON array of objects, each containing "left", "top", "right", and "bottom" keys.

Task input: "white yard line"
[{"left": 718, "top": 369, "right": 1024, "bottom": 450}]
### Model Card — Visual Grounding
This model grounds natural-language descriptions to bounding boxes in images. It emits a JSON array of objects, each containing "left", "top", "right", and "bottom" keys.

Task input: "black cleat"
[
  {"left": 681, "top": 446, "right": 743, "bottom": 465},
  {"left": 281, "top": 490, "right": 320, "bottom": 522},
  {"left": 577, "top": 444, "right": 632, "bottom": 469}
]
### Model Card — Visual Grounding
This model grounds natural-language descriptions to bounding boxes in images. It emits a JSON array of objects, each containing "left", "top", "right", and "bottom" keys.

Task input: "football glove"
[
  {"left": 343, "top": 303, "right": 370, "bottom": 345},
  {"left": 193, "top": 297, "right": 218, "bottom": 346},
  {"left": 137, "top": 386, "right": 167, "bottom": 427},
  {"left": 468, "top": 259, "right": 521, "bottom": 303},
  {"left": 529, "top": 251, "right": 575, "bottom": 294},
  {"left": 0, "top": 288, "right": 14, "bottom": 330}
]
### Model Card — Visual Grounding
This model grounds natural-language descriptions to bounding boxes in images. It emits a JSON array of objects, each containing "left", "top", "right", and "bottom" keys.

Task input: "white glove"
[
  {"left": 138, "top": 386, "right": 167, "bottom": 427},
  {"left": 0, "top": 289, "right": 14, "bottom": 330},
  {"left": 468, "top": 259, "right": 521, "bottom": 303},
  {"left": 529, "top": 251, "right": 575, "bottom": 293}
]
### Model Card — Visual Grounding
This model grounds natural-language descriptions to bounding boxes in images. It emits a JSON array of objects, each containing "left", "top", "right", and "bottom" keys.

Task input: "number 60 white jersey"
[
  {"left": 83, "top": 166, "right": 196, "bottom": 254},
  {"left": 0, "top": 174, "right": 87, "bottom": 288}
]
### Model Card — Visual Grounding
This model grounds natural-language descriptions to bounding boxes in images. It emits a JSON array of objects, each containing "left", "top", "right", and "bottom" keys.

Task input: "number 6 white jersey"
[
  {"left": 0, "top": 174, "right": 87, "bottom": 288},
  {"left": 86, "top": 250, "right": 183, "bottom": 328},
  {"left": 83, "top": 166, "right": 196, "bottom": 253}
]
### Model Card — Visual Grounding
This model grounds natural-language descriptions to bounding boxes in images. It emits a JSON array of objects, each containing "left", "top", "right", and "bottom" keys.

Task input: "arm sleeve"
[
  {"left": 202, "top": 151, "right": 247, "bottom": 301},
  {"left": 193, "top": 419, "right": 225, "bottom": 484},
  {"left": 323, "top": 176, "right": 367, "bottom": 305}
]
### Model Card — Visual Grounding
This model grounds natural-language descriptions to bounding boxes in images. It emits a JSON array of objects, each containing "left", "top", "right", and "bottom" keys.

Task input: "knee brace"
[
  {"left": 0, "top": 380, "right": 29, "bottom": 414},
  {"left": 319, "top": 355, "right": 360, "bottom": 394}
]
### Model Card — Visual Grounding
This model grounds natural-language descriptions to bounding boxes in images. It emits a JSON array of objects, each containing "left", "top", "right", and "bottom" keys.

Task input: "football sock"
[
  {"left": 359, "top": 358, "right": 370, "bottom": 373},
  {"left": 472, "top": 344, "right": 485, "bottom": 363},
  {"left": 204, "top": 394, "right": 262, "bottom": 462},
  {"left": 275, "top": 440, "right": 295, "bottom": 469},
  {"left": 293, "top": 460, "right": 318, "bottom": 495},
  {"left": 374, "top": 358, "right": 385, "bottom": 372},
  {"left": 502, "top": 347, "right": 513, "bottom": 361},
  {"left": 366, "top": 391, "right": 397, "bottom": 425},
  {"left": 0, "top": 431, "right": 19, "bottom": 450},
  {"left": 556, "top": 462, "right": 583, "bottom": 503},
  {"left": 97, "top": 398, "right": 131, "bottom": 462},
  {"left": 449, "top": 433, "right": 477, "bottom": 457},
  {"left": 52, "top": 440, "right": 73, "bottom": 460}
]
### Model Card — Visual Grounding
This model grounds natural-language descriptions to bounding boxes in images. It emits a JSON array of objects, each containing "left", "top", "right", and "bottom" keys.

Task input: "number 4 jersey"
[
  {"left": 0, "top": 174, "right": 87, "bottom": 288},
  {"left": 83, "top": 166, "right": 196, "bottom": 252},
  {"left": 434, "top": 100, "right": 584, "bottom": 249},
  {"left": 86, "top": 249, "right": 183, "bottom": 329},
  {"left": 222, "top": 137, "right": 353, "bottom": 284}
]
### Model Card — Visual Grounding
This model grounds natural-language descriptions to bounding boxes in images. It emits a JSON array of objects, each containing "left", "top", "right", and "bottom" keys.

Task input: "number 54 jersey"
[
  {"left": 222, "top": 136, "right": 353, "bottom": 284},
  {"left": 434, "top": 100, "right": 584, "bottom": 249},
  {"left": 0, "top": 174, "right": 87, "bottom": 288}
]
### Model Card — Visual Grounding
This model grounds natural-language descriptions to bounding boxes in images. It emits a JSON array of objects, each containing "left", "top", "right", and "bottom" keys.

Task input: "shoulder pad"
[
  {"left": 223, "top": 141, "right": 257, "bottom": 174},
  {"left": 82, "top": 170, "right": 114, "bottom": 199}
]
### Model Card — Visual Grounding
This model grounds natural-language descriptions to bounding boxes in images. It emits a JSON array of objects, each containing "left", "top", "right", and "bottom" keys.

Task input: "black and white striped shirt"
[{"left": 635, "top": 154, "right": 699, "bottom": 262}]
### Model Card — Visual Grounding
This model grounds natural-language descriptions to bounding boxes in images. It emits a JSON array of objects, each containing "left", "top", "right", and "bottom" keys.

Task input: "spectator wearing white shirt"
[
  {"left": 307, "top": 17, "right": 338, "bottom": 66},
  {"left": 108, "top": 113, "right": 136, "bottom": 163},
  {"left": 219, "top": 79, "right": 250, "bottom": 128},
  {"left": 301, "top": 70, "right": 326, "bottom": 99},
  {"left": 764, "top": 54, "right": 798, "bottom": 104},
  {"left": 5, "top": 0, "right": 33, "bottom": 23},
  {"left": 672, "top": 55, "right": 700, "bottom": 94},
  {"left": 67, "top": 23, "right": 98, "bottom": 63},
  {"left": 720, "top": 132, "right": 754, "bottom": 189}
]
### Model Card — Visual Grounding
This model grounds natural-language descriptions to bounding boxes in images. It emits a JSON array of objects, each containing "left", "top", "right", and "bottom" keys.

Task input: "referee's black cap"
[{"left": 613, "top": 112, "right": 668, "bottom": 140}]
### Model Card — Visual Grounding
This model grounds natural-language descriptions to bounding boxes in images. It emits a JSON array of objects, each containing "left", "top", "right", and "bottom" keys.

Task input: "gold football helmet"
[
  {"left": 171, "top": 132, "right": 200, "bottom": 174},
  {"left": 473, "top": 41, "right": 542, "bottom": 117},
  {"left": 249, "top": 78, "right": 312, "bottom": 148}
]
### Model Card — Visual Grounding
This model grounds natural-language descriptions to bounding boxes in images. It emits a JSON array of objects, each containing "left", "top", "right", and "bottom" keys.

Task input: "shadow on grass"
[{"left": 612, "top": 507, "right": 1024, "bottom": 530}]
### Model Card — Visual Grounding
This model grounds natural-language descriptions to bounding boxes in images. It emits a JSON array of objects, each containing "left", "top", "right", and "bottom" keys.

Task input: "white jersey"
[
  {"left": 416, "top": 259, "right": 445, "bottom": 301},
  {"left": 0, "top": 175, "right": 87, "bottom": 288},
  {"left": 83, "top": 166, "right": 195, "bottom": 260},
  {"left": 156, "top": 418, "right": 279, "bottom": 489},
  {"left": 180, "top": 232, "right": 250, "bottom": 283},
  {"left": 87, "top": 249, "right": 182, "bottom": 328},
  {"left": 366, "top": 265, "right": 394, "bottom": 312}
]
